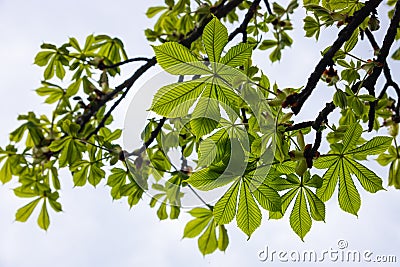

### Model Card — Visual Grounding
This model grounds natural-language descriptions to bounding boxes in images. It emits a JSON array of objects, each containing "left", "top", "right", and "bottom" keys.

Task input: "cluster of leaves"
[
  {"left": 1, "top": 0, "right": 400, "bottom": 257},
  {"left": 146, "top": 13, "right": 396, "bottom": 252},
  {"left": 258, "top": 0, "right": 298, "bottom": 61},
  {"left": 0, "top": 34, "right": 133, "bottom": 230}
]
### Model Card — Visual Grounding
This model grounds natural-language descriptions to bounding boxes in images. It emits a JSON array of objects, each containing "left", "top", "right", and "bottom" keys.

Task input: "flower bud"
[{"left": 368, "top": 15, "right": 380, "bottom": 31}]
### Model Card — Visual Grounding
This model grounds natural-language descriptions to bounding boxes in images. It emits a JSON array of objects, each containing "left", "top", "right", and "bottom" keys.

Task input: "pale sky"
[{"left": 0, "top": 1, "right": 399, "bottom": 266}]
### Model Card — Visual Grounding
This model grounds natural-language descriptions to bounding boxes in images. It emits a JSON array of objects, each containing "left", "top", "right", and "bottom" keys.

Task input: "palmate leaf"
[
  {"left": 315, "top": 122, "right": 386, "bottom": 215},
  {"left": 211, "top": 169, "right": 283, "bottom": 237},
  {"left": 153, "top": 42, "right": 211, "bottom": 75},
  {"left": 71, "top": 160, "right": 105, "bottom": 187},
  {"left": 267, "top": 174, "right": 325, "bottom": 240},
  {"left": 203, "top": 17, "right": 228, "bottom": 63},
  {"left": 183, "top": 208, "right": 229, "bottom": 255},
  {"left": 184, "top": 213, "right": 213, "bottom": 238},
  {"left": 313, "top": 155, "right": 339, "bottom": 169}
]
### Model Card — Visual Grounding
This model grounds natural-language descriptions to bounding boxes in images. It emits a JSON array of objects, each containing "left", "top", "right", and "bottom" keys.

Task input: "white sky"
[{"left": 0, "top": 0, "right": 399, "bottom": 266}]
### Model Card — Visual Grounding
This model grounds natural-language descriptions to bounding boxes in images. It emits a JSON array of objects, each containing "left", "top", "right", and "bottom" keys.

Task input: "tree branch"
[
  {"left": 79, "top": 0, "right": 246, "bottom": 135},
  {"left": 98, "top": 57, "right": 152, "bottom": 69},
  {"left": 263, "top": 0, "right": 273, "bottom": 15},
  {"left": 285, "top": 102, "right": 336, "bottom": 156},
  {"left": 360, "top": 1, "right": 400, "bottom": 130},
  {"left": 365, "top": 28, "right": 400, "bottom": 117},
  {"left": 181, "top": 0, "right": 245, "bottom": 48},
  {"left": 290, "top": 0, "right": 383, "bottom": 115},
  {"left": 228, "top": 0, "right": 261, "bottom": 42}
]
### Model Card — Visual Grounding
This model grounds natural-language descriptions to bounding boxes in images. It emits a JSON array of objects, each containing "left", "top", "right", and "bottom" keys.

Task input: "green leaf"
[
  {"left": 107, "top": 168, "right": 127, "bottom": 199},
  {"left": 198, "top": 128, "right": 230, "bottom": 166},
  {"left": 338, "top": 160, "right": 360, "bottom": 216},
  {"left": 150, "top": 77, "right": 209, "bottom": 117},
  {"left": 146, "top": 6, "right": 167, "bottom": 18},
  {"left": 220, "top": 43, "right": 254, "bottom": 67},
  {"left": 203, "top": 17, "right": 228, "bottom": 63},
  {"left": 304, "top": 188, "right": 325, "bottom": 221},
  {"left": 198, "top": 221, "right": 218, "bottom": 255},
  {"left": 346, "top": 136, "right": 392, "bottom": 156},
  {"left": 55, "top": 60, "right": 66, "bottom": 79},
  {"left": 0, "top": 157, "right": 14, "bottom": 183},
  {"left": 88, "top": 164, "right": 105, "bottom": 187},
  {"left": 248, "top": 178, "right": 282, "bottom": 212},
  {"left": 269, "top": 188, "right": 298, "bottom": 219},
  {"left": 153, "top": 42, "right": 211, "bottom": 75},
  {"left": 72, "top": 161, "right": 90, "bottom": 187},
  {"left": 341, "top": 123, "right": 362, "bottom": 153},
  {"left": 303, "top": 15, "right": 320, "bottom": 39},
  {"left": 34, "top": 51, "right": 54, "bottom": 66},
  {"left": 218, "top": 225, "right": 229, "bottom": 251},
  {"left": 236, "top": 181, "right": 262, "bottom": 237},
  {"left": 157, "top": 201, "right": 168, "bottom": 220},
  {"left": 191, "top": 84, "right": 220, "bottom": 137},
  {"left": 259, "top": 39, "right": 277, "bottom": 50},
  {"left": 313, "top": 155, "right": 339, "bottom": 169},
  {"left": 289, "top": 188, "right": 311, "bottom": 240},
  {"left": 316, "top": 160, "right": 340, "bottom": 201},
  {"left": 66, "top": 79, "right": 81, "bottom": 97},
  {"left": 214, "top": 180, "right": 240, "bottom": 224},
  {"left": 187, "top": 168, "right": 235, "bottom": 191},
  {"left": 184, "top": 216, "right": 212, "bottom": 238},
  {"left": 392, "top": 47, "right": 400, "bottom": 60},
  {"left": 344, "top": 28, "right": 359, "bottom": 53},
  {"left": 345, "top": 158, "right": 385, "bottom": 193},
  {"left": 15, "top": 198, "right": 41, "bottom": 222},
  {"left": 36, "top": 86, "right": 64, "bottom": 104},
  {"left": 377, "top": 150, "right": 397, "bottom": 166},
  {"left": 273, "top": 2, "right": 286, "bottom": 15},
  {"left": 69, "top": 37, "right": 81, "bottom": 51},
  {"left": 188, "top": 207, "right": 212, "bottom": 218},
  {"left": 38, "top": 199, "right": 50, "bottom": 230},
  {"left": 44, "top": 57, "right": 55, "bottom": 80}
]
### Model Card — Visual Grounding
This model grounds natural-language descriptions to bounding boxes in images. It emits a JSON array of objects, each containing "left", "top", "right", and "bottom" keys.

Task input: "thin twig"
[
  {"left": 98, "top": 57, "right": 152, "bottom": 69},
  {"left": 187, "top": 184, "right": 213, "bottom": 209},
  {"left": 263, "top": 0, "right": 273, "bottom": 15},
  {"left": 290, "top": 0, "right": 383, "bottom": 115},
  {"left": 79, "top": 0, "right": 246, "bottom": 133},
  {"left": 228, "top": 0, "right": 261, "bottom": 42}
]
